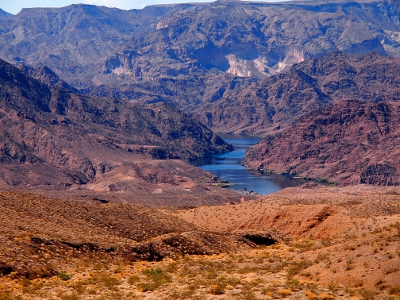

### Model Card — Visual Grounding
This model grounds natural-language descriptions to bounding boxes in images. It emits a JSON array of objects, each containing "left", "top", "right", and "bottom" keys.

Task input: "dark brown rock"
[
  {"left": 196, "top": 52, "right": 400, "bottom": 135},
  {"left": 0, "top": 58, "right": 231, "bottom": 187},
  {"left": 0, "top": 1, "right": 399, "bottom": 108},
  {"left": 244, "top": 100, "right": 400, "bottom": 186}
]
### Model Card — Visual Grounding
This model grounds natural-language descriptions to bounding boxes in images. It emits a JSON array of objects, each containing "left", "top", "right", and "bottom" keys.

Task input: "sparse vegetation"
[
  {"left": 0, "top": 291, "right": 23, "bottom": 300},
  {"left": 58, "top": 272, "right": 71, "bottom": 281},
  {"left": 137, "top": 267, "right": 171, "bottom": 292},
  {"left": 0, "top": 186, "right": 399, "bottom": 299}
]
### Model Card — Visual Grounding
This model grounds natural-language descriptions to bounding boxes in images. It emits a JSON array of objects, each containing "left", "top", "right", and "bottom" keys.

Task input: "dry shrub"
[
  {"left": 137, "top": 267, "right": 170, "bottom": 292},
  {"left": 287, "top": 260, "right": 313, "bottom": 277},
  {"left": 277, "top": 289, "right": 291, "bottom": 297},
  {"left": 318, "top": 293, "right": 334, "bottom": 299},
  {"left": 209, "top": 276, "right": 228, "bottom": 295},
  {"left": 59, "top": 293, "right": 80, "bottom": 300},
  {"left": 359, "top": 289, "right": 378, "bottom": 300},
  {"left": 0, "top": 291, "right": 22, "bottom": 300},
  {"left": 305, "top": 290, "right": 317, "bottom": 299}
]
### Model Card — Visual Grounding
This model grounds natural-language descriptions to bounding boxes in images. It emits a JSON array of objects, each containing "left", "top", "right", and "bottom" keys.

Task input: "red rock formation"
[
  {"left": 245, "top": 100, "right": 400, "bottom": 186},
  {"left": 0, "top": 58, "right": 231, "bottom": 187}
]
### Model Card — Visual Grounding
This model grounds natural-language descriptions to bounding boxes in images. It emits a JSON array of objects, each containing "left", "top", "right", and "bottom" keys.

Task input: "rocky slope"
[
  {"left": 0, "top": 191, "right": 271, "bottom": 279},
  {"left": 0, "top": 4, "right": 175, "bottom": 88},
  {"left": 0, "top": 1, "right": 399, "bottom": 97},
  {"left": 81, "top": 73, "right": 256, "bottom": 111},
  {"left": 0, "top": 9, "right": 12, "bottom": 19},
  {"left": 101, "top": 0, "right": 396, "bottom": 82},
  {"left": 16, "top": 63, "right": 79, "bottom": 92},
  {"left": 177, "top": 184, "right": 400, "bottom": 293},
  {"left": 244, "top": 100, "right": 400, "bottom": 185},
  {"left": 0, "top": 183, "right": 399, "bottom": 299},
  {"left": 0, "top": 58, "right": 231, "bottom": 187},
  {"left": 196, "top": 52, "right": 400, "bottom": 134}
]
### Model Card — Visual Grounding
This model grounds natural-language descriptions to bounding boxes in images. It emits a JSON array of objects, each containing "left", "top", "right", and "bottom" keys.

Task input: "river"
[{"left": 192, "top": 135, "right": 308, "bottom": 195}]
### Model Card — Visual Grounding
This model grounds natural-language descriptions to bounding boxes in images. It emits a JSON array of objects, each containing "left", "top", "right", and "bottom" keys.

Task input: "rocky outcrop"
[
  {"left": 16, "top": 64, "right": 79, "bottom": 92},
  {"left": 196, "top": 52, "right": 400, "bottom": 135},
  {"left": 244, "top": 100, "right": 400, "bottom": 186},
  {"left": 360, "top": 163, "right": 400, "bottom": 186}
]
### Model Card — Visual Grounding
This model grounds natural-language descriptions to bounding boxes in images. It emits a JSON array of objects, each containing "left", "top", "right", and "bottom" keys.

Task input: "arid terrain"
[
  {"left": 0, "top": 1, "right": 400, "bottom": 299},
  {"left": 0, "top": 184, "right": 399, "bottom": 300}
]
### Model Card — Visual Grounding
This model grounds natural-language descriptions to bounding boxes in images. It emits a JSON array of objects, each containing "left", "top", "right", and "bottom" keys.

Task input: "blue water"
[{"left": 192, "top": 135, "right": 307, "bottom": 195}]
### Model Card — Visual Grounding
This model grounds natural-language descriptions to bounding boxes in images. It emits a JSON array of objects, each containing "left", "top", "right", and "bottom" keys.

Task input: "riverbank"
[{"left": 192, "top": 135, "right": 307, "bottom": 195}]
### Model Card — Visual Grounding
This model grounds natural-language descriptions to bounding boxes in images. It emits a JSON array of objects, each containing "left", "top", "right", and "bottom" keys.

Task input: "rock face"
[
  {"left": 16, "top": 64, "right": 79, "bottom": 92},
  {"left": 0, "top": 1, "right": 399, "bottom": 91},
  {"left": 244, "top": 100, "right": 400, "bottom": 185},
  {"left": 197, "top": 52, "right": 400, "bottom": 134},
  {"left": 0, "top": 4, "right": 173, "bottom": 88},
  {"left": 0, "top": 58, "right": 231, "bottom": 187},
  {"left": 101, "top": 0, "right": 395, "bottom": 82}
]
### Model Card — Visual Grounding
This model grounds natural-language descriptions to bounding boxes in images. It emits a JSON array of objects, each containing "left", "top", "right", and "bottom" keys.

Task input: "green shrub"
[
  {"left": 138, "top": 267, "right": 171, "bottom": 292},
  {"left": 287, "top": 260, "right": 313, "bottom": 277},
  {"left": 359, "top": 289, "right": 378, "bottom": 300},
  {"left": 99, "top": 275, "right": 120, "bottom": 287},
  {"left": 58, "top": 272, "right": 71, "bottom": 281}
]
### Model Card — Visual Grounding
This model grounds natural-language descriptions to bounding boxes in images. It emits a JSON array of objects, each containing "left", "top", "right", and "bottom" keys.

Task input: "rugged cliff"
[
  {"left": 196, "top": 52, "right": 400, "bottom": 134},
  {"left": 245, "top": 100, "right": 400, "bottom": 185},
  {"left": 0, "top": 1, "right": 399, "bottom": 92},
  {"left": 0, "top": 58, "right": 231, "bottom": 187}
]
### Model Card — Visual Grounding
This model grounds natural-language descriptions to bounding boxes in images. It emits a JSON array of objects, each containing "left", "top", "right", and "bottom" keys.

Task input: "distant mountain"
[
  {"left": 101, "top": 0, "right": 396, "bottom": 84},
  {"left": 245, "top": 100, "right": 400, "bottom": 186},
  {"left": 0, "top": 8, "right": 12, "bottom": 19},
  {"left": 0, "top": 58, "right": 231, "bottom": 187},
  {"left": 196, "top": 52, "right": 400, "bottom": 135},
  {"left": 0, "top": 4, "right": 175, "bottom": 88},
  {"left": 0, "top": 1, "right": 398, "bottom": 91}
]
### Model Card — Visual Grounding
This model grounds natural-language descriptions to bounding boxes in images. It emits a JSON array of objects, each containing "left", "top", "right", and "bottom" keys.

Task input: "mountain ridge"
[
  {"left": 244, "top": 99, "right": 400, "bottom": 185},
  {"left": 0, "top": 58, "right": 232, "bottom": 188},
  {"left": 0, "top": 0, "right": 399, "bottom": 90},
  {"left": 196, "top": 52, "right": 400, "bottom": 135}
]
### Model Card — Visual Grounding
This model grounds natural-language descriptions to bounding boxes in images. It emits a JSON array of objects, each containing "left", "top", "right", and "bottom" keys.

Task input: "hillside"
[
  {"left": 177, "top": 184, "right": 400, "bottom": 295},
  {"left": 0, "top": 190, "right": 269, "bottom": 279},
  {"left": 196, "top": 52, "right": 400, "bottom": 135},
  {"left": 0, "top": 185, "right": 399, "bottom": 299},
  {"left": 0, "top": 1, "right": 398, "bottom": 105},
  {"left": 244, "top": 100, "right": 400, "bottom": 185},
  {"left": 0, "top": 58, "right": 232, "bottom": 188}
]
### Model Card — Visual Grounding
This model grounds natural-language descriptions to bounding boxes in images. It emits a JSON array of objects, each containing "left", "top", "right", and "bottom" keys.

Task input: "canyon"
[{"left": 0, "top": 1, "right": 400, "bottom": 299}]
